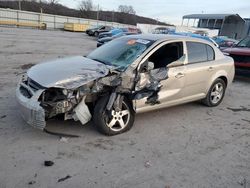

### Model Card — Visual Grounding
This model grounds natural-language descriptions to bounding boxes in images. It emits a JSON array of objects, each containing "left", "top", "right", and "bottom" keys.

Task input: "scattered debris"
[
  {"left": 144, "top": 161, "right": 152, "bottom": 168},
  {"left": 242, "top": 119, "right": 250, "bottom": 123},
  {"left": 44, "top": 160, "right": 54, "bottom": 167},
  {"left": 28, "top": 180, "right": 36, "bottom": 185},
  {"left": 73, "top": 96, "right": 92, "bottom": 125},
  {"left": 44, "top": 128, "right": 80, "bottom": 138},
  {"left": 59, "top": 137, "right": 69, "bottom": 143},
  {"left": 0, "top": 115, "right": 6, "bottom": 119},
  {"left": 237, "top": 177, "right": 247, "bottom": 187},
  {"left": 58, "top": 175, "right": 71, "bottom": 182},
  {"left": 227, "top": 107, "right": 250, "bottom": 112}
]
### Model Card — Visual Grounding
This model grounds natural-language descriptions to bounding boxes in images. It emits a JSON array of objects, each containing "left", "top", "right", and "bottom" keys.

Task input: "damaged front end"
[
  {"left": 16, "top": 38, "right": 170, "bottom": 132},
  {"left": 16, "top": 61, "right": 168, "bottom": 130},
  {"left": 16, "top": 75, "right": 94, "bottom": 130},
  {"left": 16, "top": 76, "right": 46, "bottom": 129}
]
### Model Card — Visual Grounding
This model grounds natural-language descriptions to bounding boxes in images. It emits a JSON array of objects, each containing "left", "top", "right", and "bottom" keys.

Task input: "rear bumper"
[{"left": 16, "top": 83, "right": 46, "bottom": 129}]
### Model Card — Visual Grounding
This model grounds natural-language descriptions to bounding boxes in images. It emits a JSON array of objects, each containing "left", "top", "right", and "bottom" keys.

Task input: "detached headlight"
[{"left": 75, "top": 90, "right": 80, "bottom": 100}]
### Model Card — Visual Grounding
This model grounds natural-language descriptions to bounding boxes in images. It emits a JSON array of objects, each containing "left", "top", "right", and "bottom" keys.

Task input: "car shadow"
[
  {"left": 45, "top": 119, "right": 99, "bottom": 137},
  {"left": 44, "top": 101, "right": 205, "bottom": 137},
  {"left": 234, "top": 75, "right": 250, "bottom": 83}
]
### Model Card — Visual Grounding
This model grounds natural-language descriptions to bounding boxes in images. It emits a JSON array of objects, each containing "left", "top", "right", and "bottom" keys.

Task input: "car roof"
[{"left": 122, "top": 34, "right": 210, "bottom": 43}]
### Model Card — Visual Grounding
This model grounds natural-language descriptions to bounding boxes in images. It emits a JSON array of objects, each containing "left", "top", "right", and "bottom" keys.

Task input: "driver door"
[{"left": 135, "top": 41, "right": 186, "bottom": 113}]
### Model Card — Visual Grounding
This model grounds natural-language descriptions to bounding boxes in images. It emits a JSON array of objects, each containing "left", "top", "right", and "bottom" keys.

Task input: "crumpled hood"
[{"left": 27, "top": 56, "right": 109, "bottom": 89}]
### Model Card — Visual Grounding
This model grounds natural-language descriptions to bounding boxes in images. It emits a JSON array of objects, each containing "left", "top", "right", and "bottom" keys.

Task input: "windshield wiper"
[{"left": 89, "top": 58, "right": 110, "bottom": 65}]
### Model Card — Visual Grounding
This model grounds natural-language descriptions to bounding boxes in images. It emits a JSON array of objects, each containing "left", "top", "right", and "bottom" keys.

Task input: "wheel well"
[{"left": 218, "top": 76, "right": 228, "bottom": 86}]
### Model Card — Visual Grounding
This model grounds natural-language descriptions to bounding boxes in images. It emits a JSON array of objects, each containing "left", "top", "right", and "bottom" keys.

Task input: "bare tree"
[
  {"left": 47, "top": 0, "right": 60, "bottom": 4},
  {"left": 79, "top": 0, "right": 93, "bottom": 11},
  {"left": 118, "top": 5, "right": 136, "bottom": 14}
]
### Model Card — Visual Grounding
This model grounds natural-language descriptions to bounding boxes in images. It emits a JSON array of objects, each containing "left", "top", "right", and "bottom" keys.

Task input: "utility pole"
[
  {"left": 112, "top": 10, "right": 114, "bottom": 23},
  {"left": 18, "top": 0, "right": 21, "bottom": 10},
  {"left": 97, "top": 4, "right": 99, "bottom": 24},
  {"left": 40, "top": 0, "right": 43, "bottom": 14},
  {"left": 39, "top": 0, "right": 43, "bottom": 26}
]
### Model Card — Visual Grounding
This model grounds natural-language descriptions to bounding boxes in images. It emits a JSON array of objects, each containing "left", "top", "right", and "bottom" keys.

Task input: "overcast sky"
[{"left": 60, "top": 0, "right": 250, "bottom": 25}]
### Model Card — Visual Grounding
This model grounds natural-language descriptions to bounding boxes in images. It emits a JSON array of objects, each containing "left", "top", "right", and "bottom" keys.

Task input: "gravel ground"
[{"left": 0, "top": 27, "right": 249, "bottom": 188}]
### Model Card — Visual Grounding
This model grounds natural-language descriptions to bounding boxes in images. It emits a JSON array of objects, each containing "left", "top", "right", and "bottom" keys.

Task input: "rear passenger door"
[{"left": 183, "top": 41, "right": 215, "bottom": 98}]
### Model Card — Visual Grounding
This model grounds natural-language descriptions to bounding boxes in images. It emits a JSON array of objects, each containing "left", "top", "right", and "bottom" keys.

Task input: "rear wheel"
[
  {"left": 93, "top": 95, "right": 135, "bottom": 136},
  {"left": 202, "top": 78, "right": 226, "bottom": 107}
]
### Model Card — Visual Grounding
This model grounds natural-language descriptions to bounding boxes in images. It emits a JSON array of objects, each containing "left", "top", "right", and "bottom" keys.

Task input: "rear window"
[{"left": 187, "top": 42, "right": 215, "bottom": 64}]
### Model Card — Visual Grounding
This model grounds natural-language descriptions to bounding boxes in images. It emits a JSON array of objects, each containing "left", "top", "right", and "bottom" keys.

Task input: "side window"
[
  {"left": 187, "top": 42, "right": 207, "bottom": 63},
  {"left": 206, "top": 45, "right": 215, "bottom": 61},
  {"left": 187, "top": 42, "right": 215, "bottom": 64},
  {"left": 148, "top": 42, "right": 184, "bottom": 69}
]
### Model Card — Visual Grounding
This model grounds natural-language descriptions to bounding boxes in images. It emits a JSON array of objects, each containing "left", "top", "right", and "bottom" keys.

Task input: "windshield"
[
  {"left": 87, "top": 37, "right": 154, "bottom": 71},
  {"left": 236, "top": 36, "right": 250, "bottom": 48}
]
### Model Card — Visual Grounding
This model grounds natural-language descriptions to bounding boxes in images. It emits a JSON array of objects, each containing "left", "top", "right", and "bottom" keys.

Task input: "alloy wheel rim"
[
  {"left": 105, "top": 102, "right": 130, "bottom": 132},
  {"left": 210, "top": 83, "right": 224, "bottom": 104}
]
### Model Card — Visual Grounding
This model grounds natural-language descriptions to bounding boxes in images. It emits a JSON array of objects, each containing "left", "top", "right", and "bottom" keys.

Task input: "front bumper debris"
[
  {"left": 73, "top": 96, "right": 92, "bottom": 125},
  {"left": 16, "top": 82, "right": 46, "bottom": 129}
]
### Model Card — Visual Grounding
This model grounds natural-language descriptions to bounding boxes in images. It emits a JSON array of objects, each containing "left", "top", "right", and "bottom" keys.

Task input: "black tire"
[
  {"left": 94, "top": 31, "right": 99, "bottom": 37},
  {"left": 93, "top": 95, "right": 135, "bottom": 136},
  {"left": 202, "top": 78, "right": 226, "bottom": 107}
]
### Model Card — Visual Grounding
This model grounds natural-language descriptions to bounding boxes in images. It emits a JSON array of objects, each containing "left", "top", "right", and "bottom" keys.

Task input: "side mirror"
[
  {"left": 140, "top": 61, "right": 154, "bottom": 72},
  {"left": 147, "top": 61, "right": 154, "bottom": 71},
  {"left": 167, "top": 55, "right": 186, "bottom": 68}
]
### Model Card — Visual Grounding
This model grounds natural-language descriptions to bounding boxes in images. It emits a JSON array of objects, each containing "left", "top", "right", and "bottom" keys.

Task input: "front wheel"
[
  {"left": 93, "top": 95, "right": 135, "bottom": 136},
  {"left": 202, "top": 78, "right": 226, "bottom": 107}
]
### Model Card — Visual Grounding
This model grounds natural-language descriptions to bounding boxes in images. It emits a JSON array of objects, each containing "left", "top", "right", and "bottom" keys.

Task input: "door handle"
[
  {"left": 175, "top": 72, "right": 185, "bottom": 79},
  {"left": 208, "top": 67, "right": 214, "bottom": 71}
]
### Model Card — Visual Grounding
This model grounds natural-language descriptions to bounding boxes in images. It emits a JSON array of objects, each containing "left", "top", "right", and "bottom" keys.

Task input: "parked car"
[
  {"left": 213, "top": 36, "right": 238, "bottom": 50},
  {"left": 16, "top": 34, "right": 234, "bottom": 135},
  {"left": 223, "top": 36, "right": 250, "bottom": 76},
  {"left": 128, "top": 27, "right": 142, "bottom": 34},
  {"left": 98, "top": 28, "right": 128, "bottom": 39},
  {"left": 153, "top": 27, "right": 170, "bottom": 34},
  {"left": 97, "top": 32, "right": 137, "bottom": 47},
  {"left": 86, "top": 25, "right": 113, "bottom": 37},
  {"left": 153, "top": 27, "right": 175, "bottom": 34},
  {"left": 193, "top": 30, "right": 208, "bottom": 36},
  {"left": 172, "top": 32, "right": 219, "bottom": 47}
]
